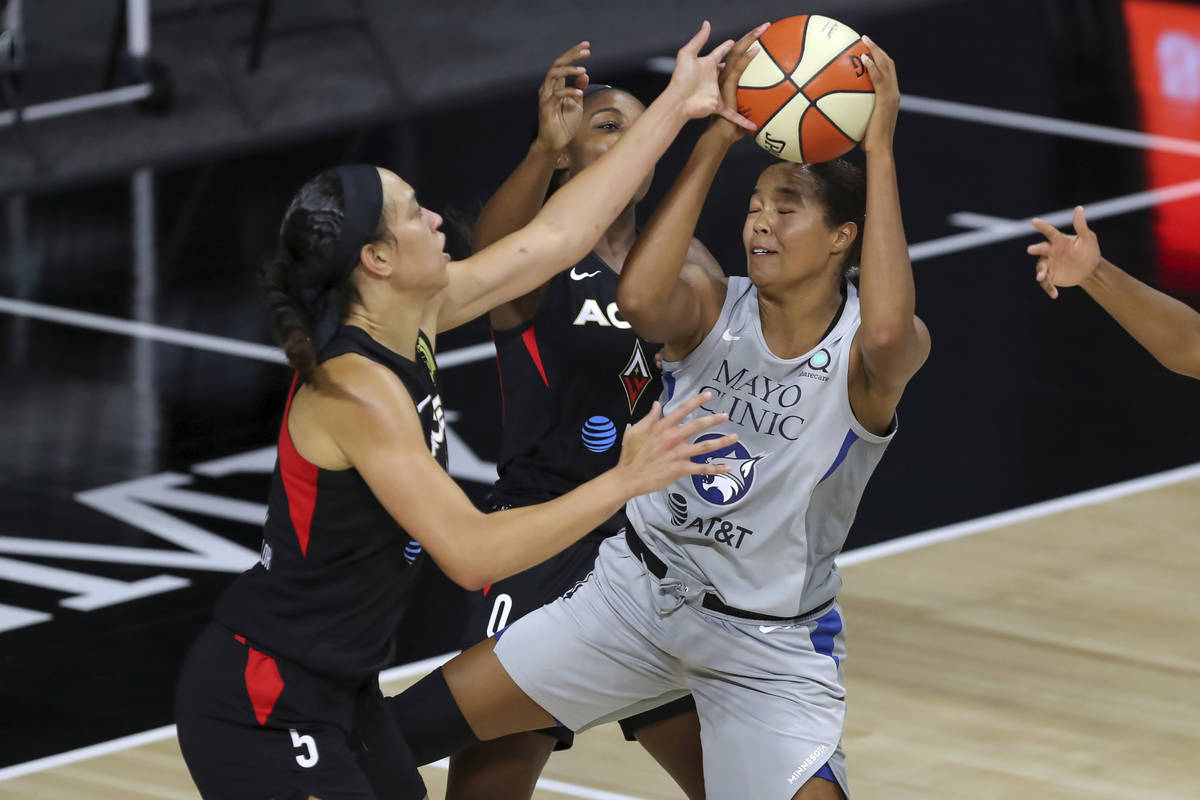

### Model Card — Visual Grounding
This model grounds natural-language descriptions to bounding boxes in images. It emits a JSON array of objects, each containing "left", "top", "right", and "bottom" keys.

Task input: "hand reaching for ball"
[
  {"left": 710, "top": 23, "right": 769, "bottom": 142},
  {"left": 859, "top": 35, "right": 900, "bottom": 155},
  {"left": 665, "top": 21, "right": 757, "bottom": 131},
  {"left": 535, "top": 42, "right": 591, "bottom": 154}
]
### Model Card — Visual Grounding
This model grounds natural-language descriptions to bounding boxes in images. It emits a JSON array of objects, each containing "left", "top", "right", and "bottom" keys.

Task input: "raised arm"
[
  {"left": 618, "top": 25, "right": 766, "bottom": 357},
  {"left": 848, "top": 37, "right": 931, "bottom": 434},
  {"left": 474, "top": 42, "right": 590, "bottom": 250},
  {"left": 1028, "top": 207, "right": 1200, "bottom": 379},
  {"left": 435, "top": 21, "right": 752, "bottom": 333},
  {"left": 322, "top": 363, "right": 734, "bottom": 590}
]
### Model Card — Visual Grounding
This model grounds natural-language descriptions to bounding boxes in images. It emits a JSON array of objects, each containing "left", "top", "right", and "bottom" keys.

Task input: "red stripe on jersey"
[
  {"left": 234, "top": 634, "right": 246, "bottom": 644},
  {"left": 244, "top": 647, "right": 285, "bottom": 726},
  {"left": 490, "top": 327, "right": 507, "bottom": 422},
  {"left": 278, "top": 373, "right": 319, "bottom": 556},
  {"left": 520, "top": 326, "right": 550, "bottom": 387},
  {"left": 482, "top": 583, "right": 492, "bottom": 597}
]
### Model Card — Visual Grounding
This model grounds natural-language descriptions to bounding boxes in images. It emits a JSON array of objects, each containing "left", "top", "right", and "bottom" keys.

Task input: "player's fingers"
[
  {"left": 552, "top": 41, "right": 590, "bottom": 66},
  {"left": 716, "top": 104, "right": 758, "bottom": 131},
  {"left": 1072, "top": 205, "right": 1091, "bottom": 236},
  {"left": 575, "top": 71, "right": 590, "bottom": 93},
  {"left": 553, "top": 87, "right": 584, "bottom": 103},
  {"left": 661, "top": 392, "right": 712, "bottom": 427},
  {"left": 628, "top": 400, "right": 662, "bottom": 433},
  {"left": 1027, "top": 241, "right": 1050, "bottom": 256},
  {"left": 677, "top": 412, "right": 730, "bottom": 440},
  {"left": 861, "top": 35, "right": 893, "bottom": 68},
  {"left": 679, "top": 20, "right": 711, "bottom": 57},
  {"left": 1031, "top": 217, "right": 1061, "bottom": 240},
  {"left": 706, "top": 38, "right": 736, "bottom": 66},
  {"left": 545, "top": 65, "right": 586, "bottom": 81},
  {"left": 686, "top": 432, "right": 739, "bottom": 460}
]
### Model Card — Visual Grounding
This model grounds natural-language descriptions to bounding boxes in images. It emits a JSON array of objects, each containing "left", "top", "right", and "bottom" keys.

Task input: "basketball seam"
[
  {"left": 806, "top": 102, "right": 857, "bottom": 148},
  {"left": 748, "top": 46, "right": 792, "bottom": 91},
  {"left": 757, "top": 88, "right": 809, "bottom": 153},
  {"left": 798, "top": 37, "right": 866, "bottom": 99}
]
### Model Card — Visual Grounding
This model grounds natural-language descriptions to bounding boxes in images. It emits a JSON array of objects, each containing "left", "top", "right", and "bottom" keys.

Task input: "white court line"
[
  {"left": 947, "top": 211, "right": 1019, "bottom": 230},
  {"left": 7, "top": 176, "right": 1199, "bottom": 361},
  {"left": 5, "top": 460, "right": 1200, "bottom": 787},
  {"left": 900, "top": 94, "right": 1200, "bottom": 158},
  {"left": 0, "top": 296, "right": 497, "bottom": 370},
  {"left": 909, "top": 177, "right": 1200, "bottom": 262},
  {"left": 837, "top": 460, "right": 1200, "bottom": 568}
]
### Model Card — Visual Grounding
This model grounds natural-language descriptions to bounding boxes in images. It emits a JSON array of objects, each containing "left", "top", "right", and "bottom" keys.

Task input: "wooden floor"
[{"left": 4, "top": 477, "right": 1199, "bottom": 799}]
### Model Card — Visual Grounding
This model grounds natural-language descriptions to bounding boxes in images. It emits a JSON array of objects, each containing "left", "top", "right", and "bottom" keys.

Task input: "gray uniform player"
[
  {"left": 495, "top": 277, "right": 893, "bottom": 798},
  {"left": 386, "top": 31, "right": 926, "bottom": 800}
]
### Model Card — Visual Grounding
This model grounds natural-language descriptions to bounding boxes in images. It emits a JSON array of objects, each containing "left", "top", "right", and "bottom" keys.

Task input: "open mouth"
[{"left": 750, "top": 247, "right": 776, "bottom": 256}]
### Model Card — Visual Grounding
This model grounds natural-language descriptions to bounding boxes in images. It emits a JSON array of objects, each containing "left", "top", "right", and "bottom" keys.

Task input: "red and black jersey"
[
  {"left": 490, "top": 252, "right": 660, "bottom": 518},
  {"left": 214, "top": 324, "right": 448, "bottom": 680}
]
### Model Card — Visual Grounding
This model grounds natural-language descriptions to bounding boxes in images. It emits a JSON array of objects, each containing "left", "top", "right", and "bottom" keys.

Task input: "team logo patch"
[
  {"left": 668, "top": 492, "right": 688, "bottom": 525},
  {"left": 581, "top": 416, "right": 618, "bottom": 453},
  {"left": 415, "top": 334, "right": 438, "bottom": 381},
  {"left": 806, "top": 348, "right": 831, "bottom": 372},
  {"left": 619, "top": 341, "right": 654, "bottom": 413},
  {"left": 691, "top": 434, "right": 768, "bottom": 505}
]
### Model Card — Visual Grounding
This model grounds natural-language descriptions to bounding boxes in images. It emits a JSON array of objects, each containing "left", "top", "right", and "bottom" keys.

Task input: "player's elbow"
[{"left": 439, "top": 554, "right": 489, "bottom": 592}]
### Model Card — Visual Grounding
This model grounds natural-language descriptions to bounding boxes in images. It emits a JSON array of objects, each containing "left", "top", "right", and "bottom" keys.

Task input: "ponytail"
[{"left": 258, "top": 166, "right": 387, "bottom": 382}]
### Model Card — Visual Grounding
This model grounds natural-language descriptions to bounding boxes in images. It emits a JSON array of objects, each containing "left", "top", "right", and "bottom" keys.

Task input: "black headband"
[{"left": 303, "top": 164, "right": 384, "bottom": 353}]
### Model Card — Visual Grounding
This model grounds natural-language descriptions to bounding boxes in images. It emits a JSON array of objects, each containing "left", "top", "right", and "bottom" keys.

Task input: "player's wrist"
[
  {"left": 529, "top": 137, "right": 564, "bottom": 160},
  {"left": 1080, "top": 257, "right": 1112, "bottom": 294}
]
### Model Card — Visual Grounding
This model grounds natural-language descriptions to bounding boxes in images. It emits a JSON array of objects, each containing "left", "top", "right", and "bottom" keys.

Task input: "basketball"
[{"left": 737, "top": 14, "right": 876, "bottom": 163}]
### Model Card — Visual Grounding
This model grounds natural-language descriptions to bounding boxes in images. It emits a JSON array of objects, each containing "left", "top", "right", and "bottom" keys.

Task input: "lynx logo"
[
  {"left": 667, "top": 492, "right": 688, "bottom": 525},
  {"left": 572, "top": 299, "right": 632, "bottom": 329},
  {"left": 690, "top": 434, "right": 767, "bottom": 505},
  {"left": 620, "top": 341, "right": 654, "bottom": 412}
]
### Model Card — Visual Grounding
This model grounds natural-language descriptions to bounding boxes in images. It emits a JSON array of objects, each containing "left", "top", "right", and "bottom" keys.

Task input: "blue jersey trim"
[
  {"left": 818, "top": 429, "right": 859, "bottom": 483},
  {"left": 662, "top": 370, "right": 677, "bottom": 402},
  {"left": 810, "top": 607, "right": 842, "bottom": 669}
]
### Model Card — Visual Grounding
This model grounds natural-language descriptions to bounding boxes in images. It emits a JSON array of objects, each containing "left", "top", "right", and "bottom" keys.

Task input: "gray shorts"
[{"left": 493, "top": 534, "right": 849, "bottom": 800}]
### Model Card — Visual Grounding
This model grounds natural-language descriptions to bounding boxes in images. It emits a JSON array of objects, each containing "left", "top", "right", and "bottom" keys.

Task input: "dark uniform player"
[
  {"left": 173, "top": 27, "right": 750, "bottom": 798},
  {"left": 441, "top": 46, "right": 721, "bottom": 800},
  {"left": 176, "top": 328, "right": 445, "bottom": 800}
]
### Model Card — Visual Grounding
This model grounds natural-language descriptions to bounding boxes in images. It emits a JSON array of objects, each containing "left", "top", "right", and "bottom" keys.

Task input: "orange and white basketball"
[{"left": 736, "top": 15, "right": 876, "bottom": 163}]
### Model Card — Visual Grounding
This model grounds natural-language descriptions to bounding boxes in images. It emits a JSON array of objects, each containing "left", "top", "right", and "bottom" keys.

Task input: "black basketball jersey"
[
  {"left": 214, "top": 325, "right": 448, "bottom": 679},
  {"left": 490, "top": 252, "right": 660, "bottom": 512}
]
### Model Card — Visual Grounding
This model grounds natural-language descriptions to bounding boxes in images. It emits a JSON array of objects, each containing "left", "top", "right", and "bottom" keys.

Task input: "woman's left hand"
[
  {"left": 859, "top": 35, "right": 900, "bottom": 155},
  {"left": 665, "top": 21, "right": 757, "bottom": 131}
]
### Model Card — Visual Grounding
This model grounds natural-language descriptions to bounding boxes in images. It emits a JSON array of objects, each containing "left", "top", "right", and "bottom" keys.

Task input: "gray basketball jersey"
[{"left": 625, "top": 276, "right": 895, "bottom": 617}]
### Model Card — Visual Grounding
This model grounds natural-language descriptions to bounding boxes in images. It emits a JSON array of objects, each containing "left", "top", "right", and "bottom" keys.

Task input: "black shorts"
[
  {"left": 462, "top": 526, "right": 697, "bottom": 749},
  {"left": 175, "top": 622, "right": 425, "bottom": 800}
]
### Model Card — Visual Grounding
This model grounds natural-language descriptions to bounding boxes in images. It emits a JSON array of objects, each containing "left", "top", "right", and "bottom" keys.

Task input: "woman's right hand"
[
  {"left": 1027, "top": 206, "right": 1103, "bottom": 299},
  {"left": 710, "top": 22, "right": 769, "bottom": 143},
  {"left": 616, "top": 392, "right": 737, "bottom": 497},
  {"left": 664, "top": 21, "right": 756, "bottom": 132},
  {"left": 535, "top": 42, "right": 590, "bottom": 154}
]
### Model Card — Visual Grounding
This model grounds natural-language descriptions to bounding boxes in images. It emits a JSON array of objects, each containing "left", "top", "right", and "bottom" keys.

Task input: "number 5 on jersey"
[{"left": 290, "top": 728, "right": 319, "bottom": 768}]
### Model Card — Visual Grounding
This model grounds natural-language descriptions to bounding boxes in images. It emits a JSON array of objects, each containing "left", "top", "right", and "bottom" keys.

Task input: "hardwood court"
[{"left": 4, "top": 475, "right": 1198, "bottom": 799}]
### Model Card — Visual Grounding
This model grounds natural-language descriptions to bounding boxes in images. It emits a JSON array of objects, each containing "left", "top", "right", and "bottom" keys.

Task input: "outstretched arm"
[
  {"left": 435, "top": 21, "right": 753, "bottom": 333},
  {"left": 475, "top": 42, "right": 590, "bottom": 250},
  {"left": 322, "top": 363, "right": 734, "bottom": 590},
  {"left": 618, "top": 24, "right": 767, "bottom": 357},
  {"left": 848, "top": 37, "right": 931, "bottom": 435},
  {"left": 1028, "top": 207, "right": 1200, "bottom": 379}
]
